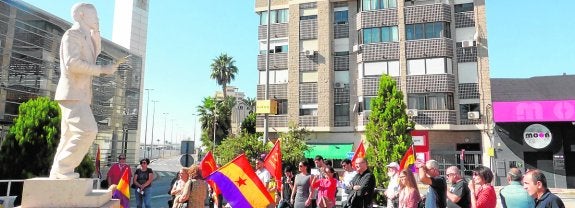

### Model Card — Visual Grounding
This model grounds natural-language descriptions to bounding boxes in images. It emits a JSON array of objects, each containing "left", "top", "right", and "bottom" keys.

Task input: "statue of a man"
[{"left": 50, "top": 3, "right": 126, "bottom": 179}]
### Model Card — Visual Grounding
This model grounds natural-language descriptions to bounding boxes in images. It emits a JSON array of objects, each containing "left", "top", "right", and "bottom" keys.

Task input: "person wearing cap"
[
  {"left": 500, "top": 168, "right": 534, "bottom": 208},
  {"left": 107, "top": 154, "right": 132, "bottom": 186},
  {"left": 384, "top": 162, "right": 400, "bottom": 208}
]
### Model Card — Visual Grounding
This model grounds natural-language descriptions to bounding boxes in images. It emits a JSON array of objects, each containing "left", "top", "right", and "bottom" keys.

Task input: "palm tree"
[
  {"left": 210, "top": 53, "right": 238, "bottom": 98},
  {"left": 243, "top": 97, "right": 256, "bottom": 114},
  {"left": 196, "top": 96, "right": 234, "bottom": 150}
]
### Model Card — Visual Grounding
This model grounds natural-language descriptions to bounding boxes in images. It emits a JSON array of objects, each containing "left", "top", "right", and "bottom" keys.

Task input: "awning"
[{"left": 304, "top": 143, "right": 353, "bottom": 159}]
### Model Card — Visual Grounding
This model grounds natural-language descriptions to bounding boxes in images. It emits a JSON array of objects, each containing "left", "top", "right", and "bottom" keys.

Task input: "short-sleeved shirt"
[
  {"left": 425, "top": 176, "right": 447, "bottom": 208},
  {"left": 134, "top": 168, "right": 153, "bottom": 188},
  {"left": 500, "top": 181, "right": 534, "bottom": 208},
  {"left": 447, "top": 179, "right": 470, "bottom": 208},
  {"left": 256, "top": 168, "right": 271, "bottom": 184}
]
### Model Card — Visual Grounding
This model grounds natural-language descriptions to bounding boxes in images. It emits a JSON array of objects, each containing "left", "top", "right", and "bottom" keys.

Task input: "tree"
[
  {"left": 197, "top": 96, "right": 234, "bottom": 150},
  {"left": 243, "top": 97, "right": 256, "bottom": 114},
  {"left": 210, "top": 53, "right": 238, "bottom": 98},
  {"left": 364, "top": 75, "right": 413, "bottom": 199},
  {"left": 240, "top": 112, "right": 256, "bottom": 134},
  {"left": 278, "top": 123, "right": 310, "bottom": 168},
  {"left": 0, "top": 97, "right": 94, "bottom": 179},
  {"left": 214, "top": 133, "right": 267, "bottom": 165}
]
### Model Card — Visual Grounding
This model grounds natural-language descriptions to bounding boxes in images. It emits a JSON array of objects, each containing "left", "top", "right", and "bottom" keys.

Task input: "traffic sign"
[
  {"left": 180, "top": 154, "right": 194, "bottom": 167},
  {"left": 347, "top": 151, "right": 355, "bottom": 160}
]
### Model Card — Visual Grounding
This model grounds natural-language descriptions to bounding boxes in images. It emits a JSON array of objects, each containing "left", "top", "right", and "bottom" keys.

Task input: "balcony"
[
  {"left": 257, "top": 53, "right": 288, "bottom": 70},
  {"left": 404, "top": 3, "right": 451, "bottom": 24},
  {"left": 256, "top": 115, "right": 288, "bottom": 128},
  {"left": 257, "top": 84, "right": 288, "bottom": 100},
  {"left": 355, "top": 9, "right": 398, "bottom": 30},
  {"left": 357, "top": 76, "right": 401, "bottom": 97},
  {"left": 406, "top": 38, "right": 453, "bottom": 59},
  {"left": 258, "top": 23, "right": 289, "bottom": 40},
  {"left": 406, "top": 74, "right": 455, "bottom": 93},
  {"left": 299, "top": 115, "right": 318, "bottom": 127},
  {"left": 411, "top": 110, "right": 457, "bottom": 125}
]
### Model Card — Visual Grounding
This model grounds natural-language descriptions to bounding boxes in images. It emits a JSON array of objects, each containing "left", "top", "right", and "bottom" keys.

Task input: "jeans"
[{"left": 136, "top": 187, "right": 152, "bottom": 208}]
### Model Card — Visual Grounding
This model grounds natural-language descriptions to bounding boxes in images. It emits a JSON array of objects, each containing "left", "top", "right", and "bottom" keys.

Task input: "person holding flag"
[
  {"left": 112, "top": 169, "right": 130, "bottom": 208},
  {"left": 200, "top": 151, "right": 222, "bottom": 208}
]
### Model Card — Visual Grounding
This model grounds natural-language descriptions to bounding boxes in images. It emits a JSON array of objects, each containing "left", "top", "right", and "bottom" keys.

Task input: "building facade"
[
  {"left": 492, "top": 75, "right": 575, "bottom": 188},
  {"left": 254, "top": 0, "right": 491, "bottom": 173},
  {"left": 215, "top": 86, "right": 253, "bottom": 135},
  {"left": 0, "top": 0, "right": 144, "bottom": 165}
]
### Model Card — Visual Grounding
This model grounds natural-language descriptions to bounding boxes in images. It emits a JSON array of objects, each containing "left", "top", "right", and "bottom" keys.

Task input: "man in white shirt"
[
  {"left": 340, "top": 159, "right": 357, "bottom": 204},
  {"left": 255, "top": 158, "right": 271, "bottom": 187},
  {"left": 384, "top": 162, "right": 400, "bottom": 208}
]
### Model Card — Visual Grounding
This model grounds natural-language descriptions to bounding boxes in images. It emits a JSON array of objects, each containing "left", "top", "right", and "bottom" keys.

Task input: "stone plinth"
[{"left": 21, "top": 178, "right": 119, "bottom": 208}]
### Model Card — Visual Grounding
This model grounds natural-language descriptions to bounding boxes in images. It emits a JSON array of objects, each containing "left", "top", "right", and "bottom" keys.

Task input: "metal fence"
[{"left": 431, "top": 151, "right": 482, "bottom": 177}]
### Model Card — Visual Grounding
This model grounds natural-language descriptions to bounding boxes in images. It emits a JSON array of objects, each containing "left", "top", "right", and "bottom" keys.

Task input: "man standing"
[
  {"left": 107, "top": 154, "right": 132, "bottom": 185},
  {"left": 340, "top": 159, "right": 357, "bottom": 204},
  {"left": 255, "top": 158, "right": 271, "bottom": 187},
  {"left": 523, "top": 169, "right": 565, "bottom": 208},
  {"left": 347, "top": 157, "right": 375, "bottom": 208},
  {"left": 50, "top": 3, "right": 126, "bottom": 179},
  {"left": 311, "top": 155, "right": 327, "bottom": 208},
  {"left": 384, "top": 162, "right": 400, "bottom": 208},
  {"left": 416, "top": 160, "right": 447, "bottom": 208},
  {"left": 500, "top": 168, "right": 534, "bottom": 208},
  {"left": 445, "top": 166, "right": 470, "bottom": 208}
]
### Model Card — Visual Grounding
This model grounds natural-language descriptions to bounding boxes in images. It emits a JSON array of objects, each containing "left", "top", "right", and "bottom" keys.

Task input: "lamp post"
[
  {"left": 162, "top": 112, "right": 168, "bottom": 158},
  {"left": 150, "top": 100, "right": 159, "bottom": 159},
  {"left": 143, "top": 89, "right": 153, "bottom": 158},
  {"left": 263, "top": 0, "right": 271, "bottom": 145},
  {"left": 170, "top": 118, "right": 174, "bottom": 156}
]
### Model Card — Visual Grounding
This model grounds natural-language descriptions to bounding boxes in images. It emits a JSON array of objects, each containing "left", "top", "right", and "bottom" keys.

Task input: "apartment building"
[{"left": 255, "top": 0, "right": 492, "bottom": 171}]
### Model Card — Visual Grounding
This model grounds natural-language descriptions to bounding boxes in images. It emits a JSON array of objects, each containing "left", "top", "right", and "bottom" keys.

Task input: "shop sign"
[{"left": 523, "top": 124, "right": 552, "bottom": 149}]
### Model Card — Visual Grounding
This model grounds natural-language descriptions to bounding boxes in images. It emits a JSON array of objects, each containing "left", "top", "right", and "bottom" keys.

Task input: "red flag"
[
  {"left": 351, "top": 142, "right": 366, "bottom": 167},
  {"left": 95, "top": 145, "right": 101, "bottom": 179},
  {"left": 400, "top": 145, "right": 416, "bottom": 171},
  {"left": 264, "top": 140, "right": 282, "bottom": 190},
  {"left": 200, "top": 151, "right": 221, "bottom": 197}
]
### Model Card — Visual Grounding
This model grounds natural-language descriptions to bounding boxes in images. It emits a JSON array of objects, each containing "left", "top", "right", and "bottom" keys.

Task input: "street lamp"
[
  {"left": 150, "top": 100, "right": 159, "bottom": 159},
  {"left": 263, "top": 0, "right": 271, "bottom": 145},
  {"left": 143, "top": 88, "right": 153, "bottom": 158},
  {"left": 162, "top": 112, "right": 169, "bottom": 158},
  {"left": 170, "top": 118, "right": 175, "bottom": 156}
]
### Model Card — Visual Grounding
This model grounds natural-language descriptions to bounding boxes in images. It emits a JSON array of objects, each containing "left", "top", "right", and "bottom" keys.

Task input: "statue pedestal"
[{"left": 21, "top": 178, "right": 119, "bottom": 208}]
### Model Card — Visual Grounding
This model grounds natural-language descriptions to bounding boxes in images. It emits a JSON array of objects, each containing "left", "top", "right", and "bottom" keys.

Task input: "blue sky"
[{"left": 23, "top": 0, "right": 574, "bottom": 145}]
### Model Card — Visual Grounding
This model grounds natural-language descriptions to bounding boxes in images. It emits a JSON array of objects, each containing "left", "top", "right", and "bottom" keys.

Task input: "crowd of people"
[{"left": 104, "top": 154, "right": 567, "bottom": 208}]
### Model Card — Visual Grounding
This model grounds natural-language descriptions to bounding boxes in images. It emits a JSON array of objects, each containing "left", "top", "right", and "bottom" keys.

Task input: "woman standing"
[
  {"left": 397, "top": 169, "right": 421, "bottom": 208},
  {"left": 311, "top": 167, "right": 338, "bottom": 208},
  {"left": 468, "top": 166, "right": 496, "bottom": 208},
  {"left": 291, "top": 161, "right": 312, "bottom": 208},
  {"left": 133, "top": 158, "right": 154, "bottom": 208},
  {"left": 171, "top": 167, "right": 189, "bottom": 208},
  {"left": 176, "top": 164, "right": 208, "bottom": 208}
]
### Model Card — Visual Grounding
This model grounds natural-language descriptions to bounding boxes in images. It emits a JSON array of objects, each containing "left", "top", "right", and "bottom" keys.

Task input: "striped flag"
[
  {"left": 207, "top": 154, "right": 274, "bottom": 208},
  {"left": 95, "top": 145, "right": 101, "bottom": 179},
  {"left": 112, "top": 169, "right": 130, "bottom": 208},
  {"left": 400, "top": 145, "right": 416, "bottom": 171}
]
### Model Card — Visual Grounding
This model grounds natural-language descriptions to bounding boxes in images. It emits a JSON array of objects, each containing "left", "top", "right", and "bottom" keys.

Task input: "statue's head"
[{"left": 71, "top": 3, "right": 99, "bottom": 30}]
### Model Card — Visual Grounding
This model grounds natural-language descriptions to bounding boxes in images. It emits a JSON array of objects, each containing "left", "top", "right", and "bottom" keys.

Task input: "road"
[{"left": 129, "top": 153, "right": 188, "bottom": 208}]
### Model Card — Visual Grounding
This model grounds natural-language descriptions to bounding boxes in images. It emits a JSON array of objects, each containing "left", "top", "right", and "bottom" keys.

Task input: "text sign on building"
[
  {"left": 256, "top": 100, "right": 277, "bottom": 114},
  {"left": 412, "top": 136, "right": 425, "bottom": 146},
  {"left": 523, "top": 124, "right": 552, "bottom": 149}
]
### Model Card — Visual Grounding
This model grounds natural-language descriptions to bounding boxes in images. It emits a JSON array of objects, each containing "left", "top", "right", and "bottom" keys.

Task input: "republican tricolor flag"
[
  {"left": 207, "top": 154, "right": 275, "bottom": 208},
  {"left": 400, "top": 145, "right": 416, "bottom": 171},
  {"left": 112, "top": 169, "right": 130, "bottom": 208}
]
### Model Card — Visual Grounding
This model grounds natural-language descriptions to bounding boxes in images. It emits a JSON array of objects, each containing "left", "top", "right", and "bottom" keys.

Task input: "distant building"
[
  {"left": 254, "top": 0, "right": 492, "bottom": 169},
  {"left": 0, "top": 0, "right": 146, "bottom": 165},
  {"left": 491, "top": 75, "right": 575, "bottom": 188},
  {"left": 215, "top": 86, "right": 252, "bottom": 135}
]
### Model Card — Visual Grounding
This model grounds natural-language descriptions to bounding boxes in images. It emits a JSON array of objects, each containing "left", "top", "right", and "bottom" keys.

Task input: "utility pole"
[
  {"left": 162, "top": 112, "right": 168, "bottom": 158},
  {"left": 143, "top": 89, "right": 153, "bottom": 158},
  {"left": 150, "top": 100, "right": 158, "bottom": 159},
  {"left": 263, "top": 0, "right": 271, "bottom": 145}
]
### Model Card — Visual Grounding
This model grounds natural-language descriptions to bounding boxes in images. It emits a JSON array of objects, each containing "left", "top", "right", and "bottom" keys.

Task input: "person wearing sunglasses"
[
  {"left": 133, "top": 158, "right": 154, "bottom": 208},
  {"left": 311, "top": 167, "right": 338, "bottom": 208},
  {"left": 107, "top": 154, "right": 132, "bottom": 186},
  {"left": 446, "top": 166, "right": 470, "bottom": 208},
  {"left": 291, "top": 161, "right": 312, "bottom": 208},
  {"left": 468, "top": 166, "right": 496, "bottom": 208}
]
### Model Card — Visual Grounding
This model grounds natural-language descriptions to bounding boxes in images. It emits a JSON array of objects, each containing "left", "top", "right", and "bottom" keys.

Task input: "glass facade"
[{"left": 0, "top": 1, "right": 142, "bottom": 160}]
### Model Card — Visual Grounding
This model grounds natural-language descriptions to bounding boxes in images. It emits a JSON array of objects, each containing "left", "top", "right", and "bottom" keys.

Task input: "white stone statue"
[{"left": 50, "top": 2, "right": 127, "bottom": 179}]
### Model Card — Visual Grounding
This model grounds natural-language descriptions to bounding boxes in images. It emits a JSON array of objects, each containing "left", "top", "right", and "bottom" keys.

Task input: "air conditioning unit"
[
  {"left": 467, "top": 111, "right": 480, "bottom": 120},
  {"left": 352, "top": 45, "right": 361, "bottom": 53},
  {"left": 334, "top": 82, "right": 345, "bottom": 88},
  {"left": 462, "top": 40, "right": 473, "bottom": 48},
  {"left": 304, "top": 50, "right": 316, "bottom": 57},
  {"left": 406, "top": 109, "right": 418, "bottom": 117}
]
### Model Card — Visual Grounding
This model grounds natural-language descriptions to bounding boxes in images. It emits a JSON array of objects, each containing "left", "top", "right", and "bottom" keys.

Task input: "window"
[
  {"left": 334, "top": 10, "right": 348, "bottom": 24},
  {"left": 407, "top": 58, "right": 452, "bottom": 75},
  {"left": 300, "top": 108, "right": 318, "bottom": 116},
  {"left": 360, "top": 26, "right": 398, "bottom": 44},
  {"left": 408, "top": 93, "right": 454, "bottom": 110},
  {"left": 300, "top": 15, "right": 317, "bottom": 20},
  {"left": 454, "top": 3, "right": 474, "bottom": 13},
  {"left": 276, "top": 99, "right": 288, "bottom": 115},
  {"left": 260, "top": 45, "right": 289, "bottom": 54},
  {"left": 260, "top": 9, "right": 289, "bottom": 25},
  {"left": 362, "top": 60, "right": 400, "bottom": 77},
  {"left": 363, "top": 97, "right": 375, "bottom": 111},
  {"left": 460, "top": 103, "right": 480, "bottom": 119},
  {"left": 335, "top": 103, "right": 350, "bottom": 124},
  {"left": 361, "top": 0, "right": 397, "bottom": 11},
  {"left": 405, "top": 22, "right": 450, "bottom": 40}
]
